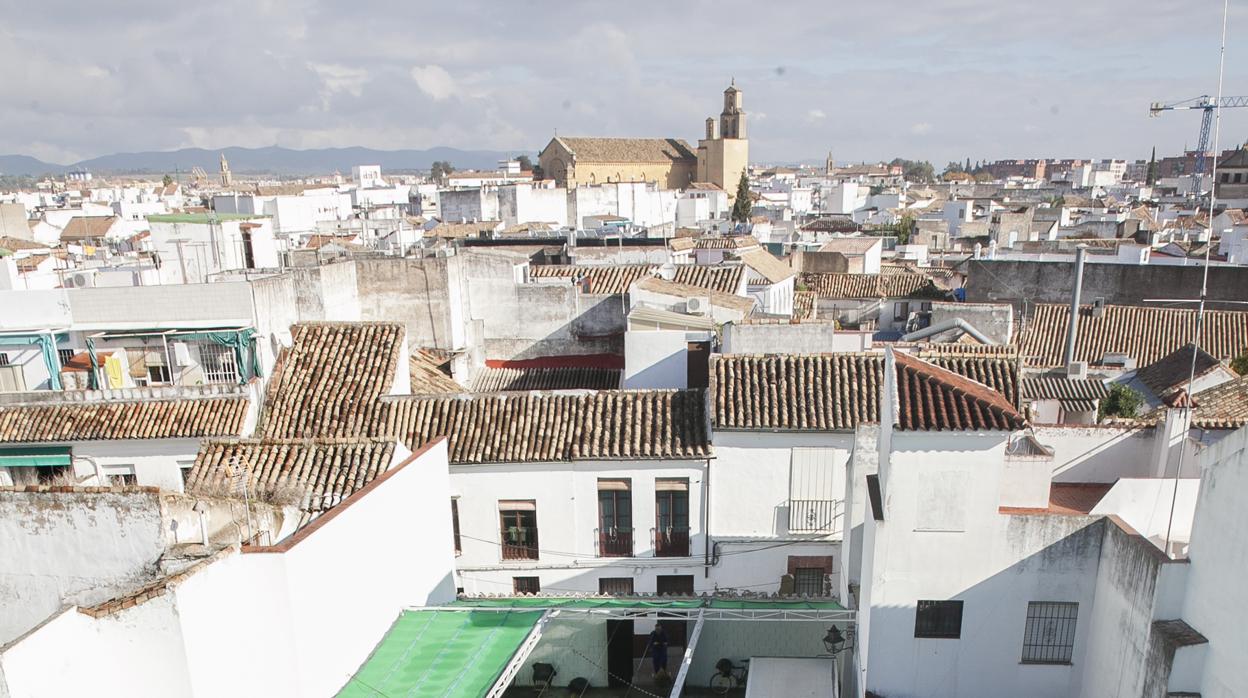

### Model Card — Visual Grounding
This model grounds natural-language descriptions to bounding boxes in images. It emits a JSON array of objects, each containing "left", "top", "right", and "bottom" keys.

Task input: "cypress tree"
[{"left": 731, "top": 173, "right": 752, "bottom": 224}]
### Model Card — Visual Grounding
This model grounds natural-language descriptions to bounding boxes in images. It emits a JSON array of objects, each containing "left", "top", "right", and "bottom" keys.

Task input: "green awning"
[
  {"left": 452, "top": 597, "right": 704, "bottom": 610},
  {"left": 338, "top": 610, "right": 542, "bottom": 698},
  {"left": 0, "top": 446, "right": 71, "bottom": 467}
]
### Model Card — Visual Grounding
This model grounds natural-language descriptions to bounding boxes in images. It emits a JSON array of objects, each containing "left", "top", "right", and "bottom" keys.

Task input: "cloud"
[
  {"left": 410, "top": 65, "right": 456, "bottom": 101},
  {"left": 0, "top": 0, "right": 1245, "bottom": 164}
]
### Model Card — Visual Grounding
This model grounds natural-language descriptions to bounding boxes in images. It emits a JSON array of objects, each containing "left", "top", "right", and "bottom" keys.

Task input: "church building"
[{"left": 537, "top": 83, "right": 750, "bottom": 197}]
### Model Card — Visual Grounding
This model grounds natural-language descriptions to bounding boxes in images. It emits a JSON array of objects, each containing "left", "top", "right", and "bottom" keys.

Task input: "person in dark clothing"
[{"left": 649, "top": 624, "right": 670, "bottom": 676}]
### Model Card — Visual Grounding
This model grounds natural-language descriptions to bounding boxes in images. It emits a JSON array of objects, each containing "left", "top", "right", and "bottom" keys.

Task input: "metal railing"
[
  {"left": 655, "top": 526, "right": 690, "bottom": 557},
  {"left": 501, "top": 527, "right": 539, "bottom": 560},
  {"left": 789, "top": 499, "right": 840, "bottom": 533},
  {"left": 597, "top": 527, "right": 634, "bottom": 557}
]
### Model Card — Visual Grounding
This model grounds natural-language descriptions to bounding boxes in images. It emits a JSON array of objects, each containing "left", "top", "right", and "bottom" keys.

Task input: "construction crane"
[{"left": 1149, "top": 95, "right": 1248, "bottom": 192}]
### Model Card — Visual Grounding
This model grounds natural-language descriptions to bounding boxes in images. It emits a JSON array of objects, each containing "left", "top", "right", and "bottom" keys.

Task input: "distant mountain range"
[{"left": 0, "top": 145, "right": 531, "bottom": 177}]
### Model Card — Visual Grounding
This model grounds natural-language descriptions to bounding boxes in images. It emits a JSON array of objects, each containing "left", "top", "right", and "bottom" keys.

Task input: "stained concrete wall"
[
  {"left": 928, "top": 301, "right": 1014, "bottom": 345},
  {"left": 0, "top": 489, "right": 166, "bottom": 644},
  {"left": 722, "top": 322, "right": 838, "bottom": 354},
  {"left": 354, "top": 256, "right": 465, "bottom": 352},
  {"left": 964, "top": 260, "right": 1248, "bottom": 309}
]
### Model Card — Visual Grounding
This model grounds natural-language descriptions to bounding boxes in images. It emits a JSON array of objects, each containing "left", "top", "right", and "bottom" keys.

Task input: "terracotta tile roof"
[
  {"left": 696, "top": 235, "right": 758, "bottom": 250},
  {"left": 1145, "top": 373, "right": 1248, "bottom": 429},
  {"left": 1001, "top": 483, "right": 1113, "bottom": 516},
  {"left": 673, "top": 265, "right": 744, "bottom": 294},
  {"left": 668, "top": 238, "right": 696, "bottom": 252},
  {"left": 259, "top": 322, "right": 404, "bottom": 438},
  {"left": 633, "top": 277, "right": 756, "bottom": 314},
  {"left": 303, "top": 234, "right": 361, "bottom": 250},
  {"left": 818, "top": 237, "right": 883, "bottom": 255},
  {"left": 470, "top": 367, "right": 621, "bottom": 392},
  {"left": 0, "top": 236, "right": 45, "bottom": 252},
  {"left": 800, "top": 272, "right": 940, "bottom": 299},
  {"left": 60, "top": 216, "right": 117, "bottom": 241},
  {"left": 555, "top": 137, "right": 697, "bottom": 164},
  {"left": 737, "top": 248, "right": 794, "bottom": 284},
  {"left": 0, "top": 397, "right": 249, "bottom": 442},
  {"left": 793, "top": 291, "right": 816, "bottom": 320},
  {"left": 409, "top": 353, "right": 465, "bottom": 394},
  {"left": 1017, "top": 304, "right": 1248, "bottom": 368},
  {"left": 530, "top": 264, "right": 744, "bottom": 295},
  {"left": 1022, "top": 377, "right": 1110, "bottom": 401},
  {"left": 709, "top": 352, "right": 1020, "bottom": 431},
  {"left": 1134, "top": 343, "right": 1224, "bottom": 398},
  {"left": 893, "top": 352, "right": 1026, "bottom": 431},
  {"left": 186, "top": 438, "right": 397, "bottom": 514},
  {"left": 379, "top": 390, "right": 710, "bottom": 463}
]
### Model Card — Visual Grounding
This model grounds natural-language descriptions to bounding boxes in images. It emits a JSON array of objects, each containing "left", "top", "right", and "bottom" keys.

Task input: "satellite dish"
[{"left": 658, "top": 262, "right": 677, "bottom": 281}]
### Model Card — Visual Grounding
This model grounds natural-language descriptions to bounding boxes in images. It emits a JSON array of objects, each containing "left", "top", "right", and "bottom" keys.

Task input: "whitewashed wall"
[
  {"left": 1033, "top": 425, "right": 1156, "bottom": 482},
  {"left": 452, "top": 459, "right": 709, "bottom": 596},
  {"left": 863, "top": 432, "right": 1104, "bottom": 698},
  {"left": 0, "top": 489, "right": 166, "bottom": 644},
  {"left": 0, "top": 598, "right": 194, "bottom": 698},
  {"left": 1182, "top": 424, "right": 1248, "bottom": 698}
]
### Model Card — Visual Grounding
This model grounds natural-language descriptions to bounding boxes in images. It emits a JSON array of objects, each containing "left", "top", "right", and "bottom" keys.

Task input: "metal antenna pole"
[{"left": 1163, "top": 0, "right": 1230, "bottom": 556}]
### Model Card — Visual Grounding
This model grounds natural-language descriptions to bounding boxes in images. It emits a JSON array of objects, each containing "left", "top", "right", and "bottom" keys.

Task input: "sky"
[{"left": 2, "top": 0, "right": 1247, "bottom": 166}]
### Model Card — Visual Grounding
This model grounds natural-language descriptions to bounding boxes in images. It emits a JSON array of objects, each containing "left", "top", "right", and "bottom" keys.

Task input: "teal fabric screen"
[{"left": 0, "top": 332, "right": 67, "bottom": 391}]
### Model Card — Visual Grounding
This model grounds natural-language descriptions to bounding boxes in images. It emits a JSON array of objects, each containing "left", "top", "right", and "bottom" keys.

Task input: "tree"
[
  {"left": 893, "top": 213, "right": 916, "bottom": 244},
  {"left": 430, "top": 161, "right": 455, "bottom": 184},
  {"left": 162, "top": 174, "right": 174, "bottom": 187},
  {"left": 731, "top": 173, "right": 752, "bottom": 224},
  {"left": 1231, "top": 352, "right": 1248, "bottom": 375},
  {"left": 1146, "top": 146, "right": 1157, "bottom": 186},
  {"left": 974, "top": 172, "right": 994, "bottom": 183},
  {"left": 515, "top": 155, "right": 533, "bottom": 171},
  {"left": 1099, "top": 383, "right": 1145, "bottom": 420},
  {"left": 890, "top": 158, "right": 936, "bottom": 183},
  {"left": 964, "top": 157, "right": 972, "bottom": 173},
  {"left": 943, "top": 162, "right": 963, "bottom": 176}
]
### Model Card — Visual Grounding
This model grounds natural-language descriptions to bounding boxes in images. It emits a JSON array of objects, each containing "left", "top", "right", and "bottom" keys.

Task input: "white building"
[{"left": 147, "top": 213, "right": 278, "bottom": 284}]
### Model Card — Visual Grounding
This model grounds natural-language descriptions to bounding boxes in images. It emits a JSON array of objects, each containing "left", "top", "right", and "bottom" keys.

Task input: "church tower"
[
  {"left": 696, "top": 81, "right": 750, "bottom": 198},
  {"left": 219, "top": 153, "right": 232, "bottom": 187}
]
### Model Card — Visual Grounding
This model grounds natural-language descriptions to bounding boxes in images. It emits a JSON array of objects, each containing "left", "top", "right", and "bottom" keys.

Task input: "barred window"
[
  {"left": 793, "top": 568, "right": 825, "bottom": 597},
  {"left": 598, "top": 577, "right": 635, "bottom": 595},
  {"left": 513, "top": 577, "right": 540, "bottom": 595},
  {"left": 57, "top": 348, "right": 75, "bottom": 366},
  {"left": 915, "top": 600, "right": 963, "bottom": 639},
  {"left": 199, "top": 343, "right": 238, "bottom": 384},
  {"left": 1021, "top": 602, "right": 1078, "bottom": 664}
]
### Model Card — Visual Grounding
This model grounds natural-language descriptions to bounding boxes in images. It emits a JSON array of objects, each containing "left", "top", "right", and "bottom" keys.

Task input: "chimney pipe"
[{"left": 1064, "top": 245, "right": 1087, "bottom": 367}]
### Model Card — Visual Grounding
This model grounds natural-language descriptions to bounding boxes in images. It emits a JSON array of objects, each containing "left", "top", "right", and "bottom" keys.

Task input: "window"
[
  {"left": 793, "top": 568, "right": 825, "bottom": 596},
  {"left": 112, "top": 473, "right": 138, "bottom": 486},
  {"left": 599, "top": 577, "right": 635, "bottom": 596},
  {"left": 57, "top": 348, "right": 75, "bottom": 366},
  {"left": 655, "top": 480, "right": 690, "bottom": 557},
  {"left": 0, "top": 353, "right": 8, "bottom": 367},
  {"left": 915, "top": 600, "right": 963, "bottom": 639},
  {"left": 1021, "top": 602, "right": 1078, "bottom": 664},
  {"left": 147, "top": 364, "right": 172, "bottom": 384},
  {"left": 199, "top": 344, "right": 238, "bottom": 384},
  {"left": 894, "top": 301, "right": 911, "bottom": 321},
  {"left": 597, "top": 479, "right": 633, "bottom": 557},
  {"left": 451, "top": 498, "right": 462, "bottom": 556},
  {"left": 1222, "top": 173, "right": 1232, "bottom": 183},
  {"left": 499, "top": 500, "right": 538, "bottom": 560},
  {"left": 789, "top": 448, "right": 840, "bottom": 533},
  {"left": 513, "top": 577, "right": 540, "bottom": 595},
  {"left": 656, "top": 575, "right": 694, "bottom": 596}
]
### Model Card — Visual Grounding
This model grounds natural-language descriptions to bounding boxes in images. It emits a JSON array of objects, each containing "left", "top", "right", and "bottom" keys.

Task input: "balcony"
[
  {"left": 655, "top": 527, "right": 690, "bottom": 557},
  {"left": 597, "top": 528, "right": 634, "bottom": 557},
  {"left": 500, "top": 527, "right": 539, "bottom": 560},
  {"left": 789, "top": 499, "right": 839, "bottom": 533}
]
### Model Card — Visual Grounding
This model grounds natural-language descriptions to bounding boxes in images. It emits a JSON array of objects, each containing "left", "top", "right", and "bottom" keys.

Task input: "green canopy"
[
  {"left": 0, "top": 332, "right": 67, "bottom": 391},
  {"left": 173, "top": 329, "right": 263, "bottom": 383},
  {"left": 0, "top": 446, "right": 71, "bottom": 467},
  {"left": 338, "top": 610, "right": 542, "bottom": 698}
]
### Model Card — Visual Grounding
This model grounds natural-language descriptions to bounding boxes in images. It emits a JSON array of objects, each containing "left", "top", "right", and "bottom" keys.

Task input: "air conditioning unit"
[
  {"left": 67, "top": 271, "right": 96, "bottom": 288},
  {"left": 1066, "top": 361, "right": 1088, "bottom": 380},
  {"left": 1102, "top": 353, "right": 1137, "bottom": 371},
  {"left": 686, "top": 297, "right": 710, "bottom": 315}
]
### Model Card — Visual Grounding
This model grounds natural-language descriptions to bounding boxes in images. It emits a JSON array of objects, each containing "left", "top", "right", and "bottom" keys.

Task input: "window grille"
[
  {"left": 915, "top": 600, "right": 963, "bottom": 639},
  {"left": 57, "top": 349, "right": 75, "bottom": 366},
  {"left": 1021, "top": 602, "right": 1078, "bottom": 664},
  {"left": 793, "top": 568, "right": 825, "bottom": 597},
  {"left": 598, "top": 577, "right": 635, "bottom": 595},
  {"left": 199, "top": 343, "right": 238, "bottom": 384},
  {"left": 513, "top": 577, "right": 540, "bottom": 595}
]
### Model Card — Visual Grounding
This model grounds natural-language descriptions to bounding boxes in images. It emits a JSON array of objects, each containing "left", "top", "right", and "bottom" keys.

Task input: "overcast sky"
[{"left": 3, "top": 0, "right": 1247, "bottom": 165}]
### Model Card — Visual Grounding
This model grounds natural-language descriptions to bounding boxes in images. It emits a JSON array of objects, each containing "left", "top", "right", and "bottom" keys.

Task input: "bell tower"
[{"left": 720, "top": 80, "right": 746, "bottom": 139}]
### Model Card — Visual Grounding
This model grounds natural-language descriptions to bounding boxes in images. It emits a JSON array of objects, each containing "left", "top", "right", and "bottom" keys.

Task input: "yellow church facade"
[{"left": 537, "top": 83, "right": 749, "bottom": 197}]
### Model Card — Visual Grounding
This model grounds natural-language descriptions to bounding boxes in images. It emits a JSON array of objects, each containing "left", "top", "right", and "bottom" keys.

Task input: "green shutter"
[{"left": 0, "top": 446, "right": 72, "bottom": 467}]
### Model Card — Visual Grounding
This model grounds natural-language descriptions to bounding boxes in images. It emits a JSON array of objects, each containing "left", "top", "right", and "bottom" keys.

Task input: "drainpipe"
[
  {"left": 703, "top": 458, "right": 711, "bottom": 578},
  {"left": 1063, "top": 245, "right": 1087, "bottom": 369}
]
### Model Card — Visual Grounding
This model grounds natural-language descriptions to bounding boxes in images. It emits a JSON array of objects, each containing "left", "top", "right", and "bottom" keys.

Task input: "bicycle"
[{"left": 708, "top": 657, "right": 749, "bottom": 694}]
